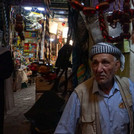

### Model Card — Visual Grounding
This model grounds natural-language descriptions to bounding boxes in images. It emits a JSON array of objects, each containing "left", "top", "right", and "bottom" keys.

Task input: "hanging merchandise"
[
  {"left": 77, "top": 64, "right": 86, "bottom": 84},
  {"left": 49, "top": 21, "right": 58, "bottom": 35},
  {"left": 0, "top": 3, "right": 9, "bottom": 46},
  {"left": 70, "top": 0, "right": 84, "bottom": 10},
  {"left": 69, "top": 0, "right": 134, "bottom": 43},
  {"left": 80, "top": 12, "right": 104, "bottom": 43},
  {"left": 23, "top": 43, "right": 37, "bottom": 53},
  {"left": 15, "top": 14, "right": 23, "bottom": 32},
  {"left": 44, "top": 0, "right": 51, "bottom": 63},
  {"left": 15, "top": 14, "right": 25, "bottom": 40},
  {"left": 101, "top": 0, "right": 131, "bottom": 42}
]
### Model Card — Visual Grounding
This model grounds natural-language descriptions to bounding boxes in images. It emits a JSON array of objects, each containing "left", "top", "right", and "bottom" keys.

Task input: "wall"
[
  {"left": 116, "top": 43, "right": 134, "bottom": 82},
  {"left": 116, "top": 53, "right": 130, "bottom": 78},
  {"left": 130, "top": 45, "right": 134, "bottom": 82}
]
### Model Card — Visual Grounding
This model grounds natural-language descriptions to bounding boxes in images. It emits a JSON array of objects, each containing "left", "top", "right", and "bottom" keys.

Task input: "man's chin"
[{"left": 96, "top": 79, "right": 106, "bottom": 85}]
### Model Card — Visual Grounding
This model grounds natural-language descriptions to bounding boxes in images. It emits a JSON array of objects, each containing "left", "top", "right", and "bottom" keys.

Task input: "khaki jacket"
[{"left": 74, "top": 76, "right": 133, "bottom": 134}]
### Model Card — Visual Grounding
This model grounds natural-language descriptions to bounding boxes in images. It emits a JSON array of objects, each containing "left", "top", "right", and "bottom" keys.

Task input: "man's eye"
[
  {"left": 102, "top": 61, "right": 109, "bottom": 65},
  {"left": 92, "top": 61, "right": 98, "bottom": 66}
]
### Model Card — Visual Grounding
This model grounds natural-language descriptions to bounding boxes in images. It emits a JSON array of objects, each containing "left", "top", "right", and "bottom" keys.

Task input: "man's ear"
[{"left": 115, "top": 60, "right": 121, "bottom": 72}]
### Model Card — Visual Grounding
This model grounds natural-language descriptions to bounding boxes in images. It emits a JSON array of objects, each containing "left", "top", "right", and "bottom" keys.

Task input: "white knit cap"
[{"left": 89, "top": 42, "right": 125, "bottom": 71}]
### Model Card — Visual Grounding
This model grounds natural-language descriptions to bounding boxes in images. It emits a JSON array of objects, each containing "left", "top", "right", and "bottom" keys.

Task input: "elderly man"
[{"left": 54, "top": 42, "right": 134, "bottom": 134}]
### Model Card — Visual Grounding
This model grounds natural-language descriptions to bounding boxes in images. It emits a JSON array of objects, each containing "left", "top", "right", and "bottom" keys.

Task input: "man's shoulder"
[
  {"left": 115, "top": 75, "right": 132, "bottom": 96},
  {"left": 115, "top": 75, "right": 130, "bottom": 85},
  {"left": 75, "top": 77, "right": 94, "bottom": 93}
]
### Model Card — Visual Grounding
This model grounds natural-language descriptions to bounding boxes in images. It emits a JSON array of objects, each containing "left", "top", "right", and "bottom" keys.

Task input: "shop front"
[{"left": 8, "top": 3, "right": 70, "bottom": 91}]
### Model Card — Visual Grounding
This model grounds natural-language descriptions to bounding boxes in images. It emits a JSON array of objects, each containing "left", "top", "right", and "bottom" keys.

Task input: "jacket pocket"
[{"left": 80, "top": 114, "right": 96, "bottom": 134}]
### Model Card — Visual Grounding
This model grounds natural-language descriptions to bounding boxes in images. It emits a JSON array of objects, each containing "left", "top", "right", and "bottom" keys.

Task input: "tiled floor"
[{"left": 4, "top": 84, "right": 36, "bottom": 134}]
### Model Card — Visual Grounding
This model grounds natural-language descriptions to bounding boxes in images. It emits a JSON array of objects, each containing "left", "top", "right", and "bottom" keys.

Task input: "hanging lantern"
[
  {"left": 16, "top": 14, "right": 23, "bottom": 21},
  {"left": 62, "top": 22, "right": 65, "bottom": 26},
  {"left": 15, "top": 14, "right": 24, "bottom": 34},
  {"left": 15, "top": 24, "right": 23, "bottom": 33}
]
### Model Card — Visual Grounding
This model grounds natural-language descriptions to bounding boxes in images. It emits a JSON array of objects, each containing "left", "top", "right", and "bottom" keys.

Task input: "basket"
[
  {"left": 36, "top": 76, "right": 53, "bottom": 92},
  {"left": 35, "top": 76, "right": 53, "bottom": 99}
]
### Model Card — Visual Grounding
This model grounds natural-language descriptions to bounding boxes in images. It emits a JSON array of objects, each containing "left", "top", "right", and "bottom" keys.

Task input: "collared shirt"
[{"left": 54, "top": 79, "right": 134, "bottom": 134}]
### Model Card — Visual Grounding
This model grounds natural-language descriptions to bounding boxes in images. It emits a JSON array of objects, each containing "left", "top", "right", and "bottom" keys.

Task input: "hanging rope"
[
  {"left": 98, "top": 10, "right": 109, "bottom": 40},
  {"left": 132, "top": 0, "right": 134, "bottom": 7},
  {"left": 113, "top": 0, "right": 117, "bottom": 11},
  {"left": 118, "top": 0, "right": 121, "bottom": 10}
]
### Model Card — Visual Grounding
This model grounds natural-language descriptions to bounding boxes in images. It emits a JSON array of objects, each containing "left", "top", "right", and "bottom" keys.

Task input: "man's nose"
[{"left": 96, "top": 63, "right": 103, "bottom": 72}]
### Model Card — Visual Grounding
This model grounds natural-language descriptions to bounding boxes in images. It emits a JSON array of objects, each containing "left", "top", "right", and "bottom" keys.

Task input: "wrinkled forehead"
[{"left": 91, "top": 53, "right": 116, "bottom": 61}]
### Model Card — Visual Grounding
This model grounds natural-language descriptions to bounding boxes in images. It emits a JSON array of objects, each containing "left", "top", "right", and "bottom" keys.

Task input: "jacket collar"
[{"left": 92, "top": 77, "right": 119, "bottom": 95}]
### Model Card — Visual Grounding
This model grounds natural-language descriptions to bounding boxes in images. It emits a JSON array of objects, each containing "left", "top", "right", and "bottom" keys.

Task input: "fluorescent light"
[
  {"left": 69, "top": 40, "right": 73, "bottom": 46},
  {"left": 58, "top": 11, "right": 65, "bottom": 14},
  {"left": 64, "top": 38, "right": 67, "bottom": 43},
  {"left": 58, "top": 18, "right": 64, "bottom": 21},
  {"left": 37, "top": 7, "right": 45, "bottom": 11},
  {"left": 50, "top": 38, "right": 54, "bottom": 42},
  {"left": 81, "top": 2, "right": 84, "bottom": 5},
  {"left": 24, "top": 7, "right": 32, "bottom": 11},
  {"left": 62, "top": 27, "right": 68, "bottom": 38}
]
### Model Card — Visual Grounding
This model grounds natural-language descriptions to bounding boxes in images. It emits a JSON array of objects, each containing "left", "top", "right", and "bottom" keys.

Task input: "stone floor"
[{"left": 4, "top": 84, "right": 36, "bottom": 134}]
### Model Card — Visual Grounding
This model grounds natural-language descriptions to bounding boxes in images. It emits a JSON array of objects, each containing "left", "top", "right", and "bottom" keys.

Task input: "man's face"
[{"left": 91, "top": 53, "right": 120, "bottom": 86}]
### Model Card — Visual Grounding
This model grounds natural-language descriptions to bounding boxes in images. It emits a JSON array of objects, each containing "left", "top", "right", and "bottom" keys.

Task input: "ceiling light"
[
  {"left": 24, "top": 7, "right": 32, "bottom": 11},
  {"left": 37, "top": 7, "right": 45, "bottom": 11}
]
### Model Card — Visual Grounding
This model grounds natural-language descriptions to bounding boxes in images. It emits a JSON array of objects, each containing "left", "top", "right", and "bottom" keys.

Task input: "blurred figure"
[{"left": 0, "top": 46, "right": 14, "bottom": 134}]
